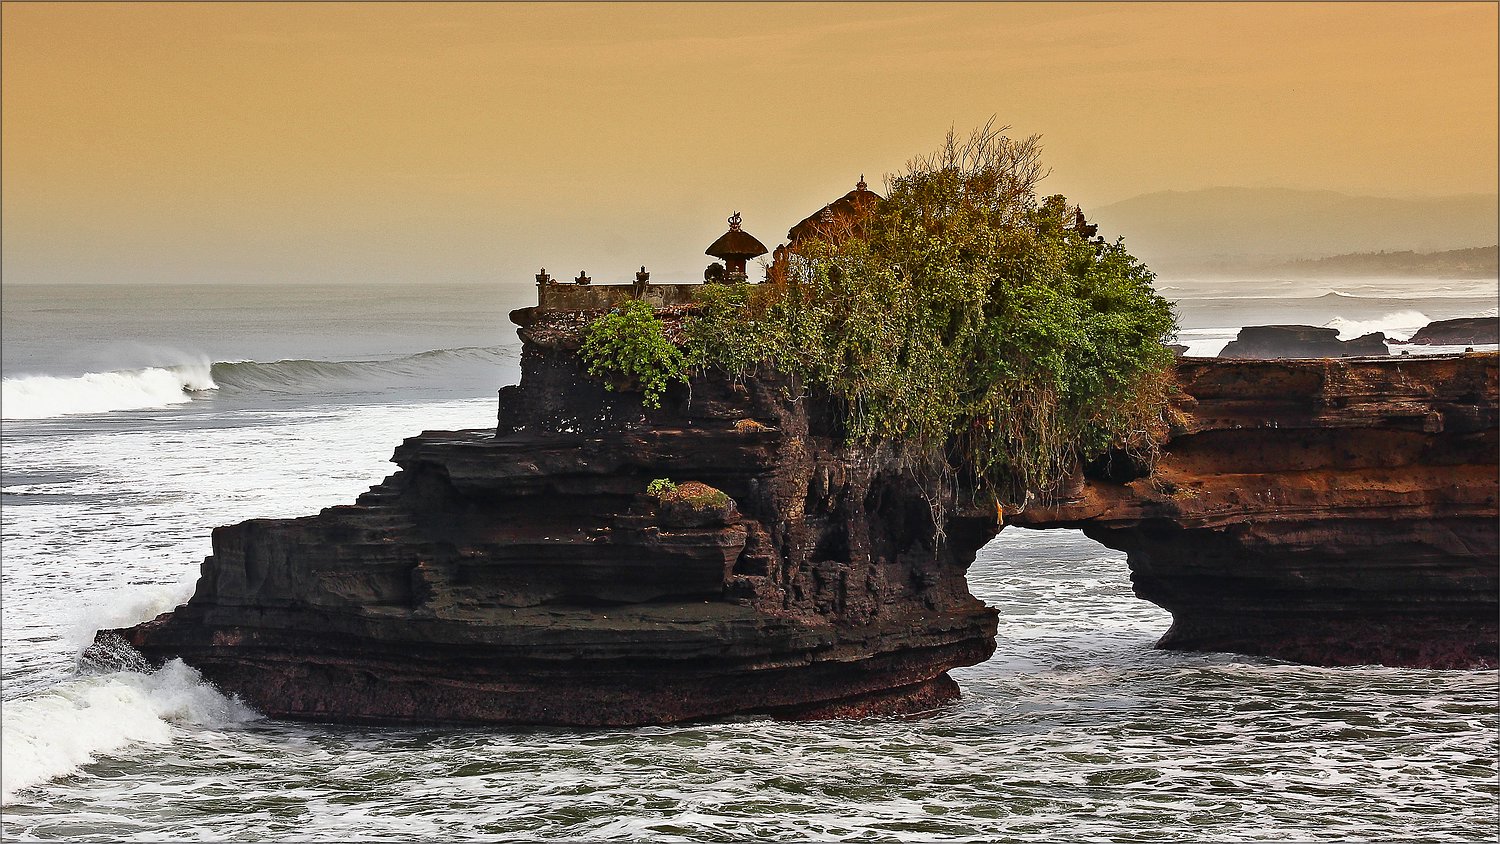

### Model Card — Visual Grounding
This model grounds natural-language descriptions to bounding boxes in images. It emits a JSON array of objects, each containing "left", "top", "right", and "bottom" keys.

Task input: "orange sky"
[{"left": 3, "top": 2, "right": 1496, "bottom": 285}]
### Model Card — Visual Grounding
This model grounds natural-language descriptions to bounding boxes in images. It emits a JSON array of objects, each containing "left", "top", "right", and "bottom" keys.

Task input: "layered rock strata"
[
  {"left": 100, "top": 311, "right": 1499, "bottom": 727},
  {"left": 102, "top": 308, "right": 1001, "bottom": 726},
  {"left": 1013, "top": 354, "right": 1499, "bottom": 669}
]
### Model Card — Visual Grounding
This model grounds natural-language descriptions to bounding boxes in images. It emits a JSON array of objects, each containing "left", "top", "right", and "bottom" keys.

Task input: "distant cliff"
[
  {"left": 1219, "top": 325, "right": 1389, "bottom": 359},
  {"left": 1409, "top": 317, "right": 1500, "bottom": 346}
]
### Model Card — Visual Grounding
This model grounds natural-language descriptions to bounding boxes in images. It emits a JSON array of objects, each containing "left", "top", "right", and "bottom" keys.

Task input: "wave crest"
[
  {"left": 1322, "top": 310, "right": 1431, "bottom": 341},
  {"left": 209, "top": 346, "right": 509, "bottom": 394},
  {"left": 1, "top": 346, "right": 513, "bottom": 420},
  {"left": 1, "top": 363, "right": 217, "bottom": 420},
  {"left": 0, "top": 657, "right": 259, "bottom": 804}
]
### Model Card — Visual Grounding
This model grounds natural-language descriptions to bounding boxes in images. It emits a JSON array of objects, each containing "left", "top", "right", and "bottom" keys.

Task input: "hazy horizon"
[{"left": 4, "top": 2, "right": 1496, "bottom": 286}]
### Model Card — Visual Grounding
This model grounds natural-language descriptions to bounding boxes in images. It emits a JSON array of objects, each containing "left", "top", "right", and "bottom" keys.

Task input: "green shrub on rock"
[
  {"left": 579, "top": 300, "right": 687, "bottom": 409},
  {"left": 685, "top": 122, "right": 1179, "bottom": 503},
  {"left": 646, "top": 478, "right": 678, "bottom": 497}
]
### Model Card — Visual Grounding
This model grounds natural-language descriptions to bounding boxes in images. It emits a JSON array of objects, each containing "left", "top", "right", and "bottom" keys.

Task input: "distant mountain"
[
  {"left": 1272, "top": 245, "right": 1497, "bottom": 279},
  {"left": 1090, "top": 187, "right": 1498, "bottom": 276}
]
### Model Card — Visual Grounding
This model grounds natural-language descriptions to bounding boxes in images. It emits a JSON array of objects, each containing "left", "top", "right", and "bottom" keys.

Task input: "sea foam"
[
  {"left": 2, "top": 578, "right": 255, "bottom": 805},
  {"left": 1322, "top": 310, "right": 1431, "bottom": 342},
  {"left": 1, "top": 363, "right": 217, "bottom": 420},
  {"left": 0, "top": 659, "right": 258, "bottom": 804},
  {"left": 64, "top": 578, "right": 199, "bottom": 654},
  {"left": 0, "top": 347, "right": 517, "bottom": 420}
]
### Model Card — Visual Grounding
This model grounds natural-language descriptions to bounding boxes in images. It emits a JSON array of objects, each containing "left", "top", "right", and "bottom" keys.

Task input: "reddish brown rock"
[{"left": 1012, "top": 354, "right": 1499, "bottom": 668}]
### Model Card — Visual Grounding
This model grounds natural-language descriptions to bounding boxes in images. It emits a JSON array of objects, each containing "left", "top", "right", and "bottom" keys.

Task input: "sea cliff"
[
  {"left": 99, "top": 311, "right": 1499, "bottom": 726},
  {"left": 100, "top": 307, "right": 1002, "bottom": 725},
  {"left": 1014, "top": 354, "right": 1498, "bottom": 668}
]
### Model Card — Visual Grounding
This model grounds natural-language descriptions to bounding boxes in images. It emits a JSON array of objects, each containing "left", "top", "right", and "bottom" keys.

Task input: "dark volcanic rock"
[
  {"left": 1407, "top": 316, "right": 1499, "bottom": 346},
  {"left": 97, "top": 308, "right": 1500, "bottom": 726},
  {"left": 101, "top": 311, "right": 1000, "bottom": 726},
  {"left": 1012, "top": 355, "right": 1499, "bottom": 669},
  {"left": 1220, "top": 325, "right": 1389, "bottom": 358},
  {"left": 1342, "top": 332, "right": 1391, "bottom": 356}
]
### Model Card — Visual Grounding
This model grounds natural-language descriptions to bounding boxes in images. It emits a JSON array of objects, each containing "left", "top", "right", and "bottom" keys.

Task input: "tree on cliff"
[{"left": 686, "top": 121, "right": 1179, "bottom": 503}]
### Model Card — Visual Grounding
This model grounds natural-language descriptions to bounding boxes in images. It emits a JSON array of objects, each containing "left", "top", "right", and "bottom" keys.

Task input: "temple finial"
[
  {"left": 856, "top": 174, "right": 867, "bottom": 191},
  {"left": 728, "top": 211, "right": 742, "bottom": 231}
]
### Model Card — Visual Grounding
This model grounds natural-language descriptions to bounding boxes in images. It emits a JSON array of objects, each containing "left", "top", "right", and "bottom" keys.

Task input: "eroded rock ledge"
[
  {"left": 102, "top": 310, "right": 1001, "bottom": 725},
  {"left": 100, "top": 316, "right": 1498, "bottom": 727},
  {"left": 1014, "top": 354, "right": 1498, "bottom": 669}
]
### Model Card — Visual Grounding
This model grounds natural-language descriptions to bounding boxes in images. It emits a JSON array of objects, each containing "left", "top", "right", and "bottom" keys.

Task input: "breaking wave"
[
  {"left": 1323, "top": 310, "right": 1432, "bottom": 341},
  {"left": 0, "top": 656, "right": 259, "bottom": 804},
  {"left": 1, "top": 346, "right": 512, "bottom": 420},
  {"left": 0, "top": 574, "right": 256, "bottom": 805},
  {"left": 1, "top": 363, "right": 217, "bottom": 420},
  {"left": 210, "top": 346, "right": 510, "bottom": 394}
]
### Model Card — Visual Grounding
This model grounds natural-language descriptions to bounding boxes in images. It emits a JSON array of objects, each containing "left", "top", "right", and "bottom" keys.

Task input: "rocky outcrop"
[
  {"left": 98, "top": 310, "right": 1499, "bottom": 727},
  {"left": 1012, "top": 354, "right": 1499, "bottom": 669},
  {"left": 100, "top": 308, "right": 1000, "bottom": 726},
  {"left": 1407, "top": 316, "right": 1498, "bottom": 346},
  {"left": 1220, "top": 325, "right": 1389, "bottom": 358}
]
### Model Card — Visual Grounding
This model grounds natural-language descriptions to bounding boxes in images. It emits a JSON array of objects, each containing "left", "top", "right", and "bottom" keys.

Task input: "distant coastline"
[
  {"left": 1091, "top": 187, "right": 1499, "bottom": 278},
  {"left": 1150, "top": 245, "right": 1499, "bottom": 280},
  {"left": 1264, "top": 245, "right": 1497, "bottom": 279}
]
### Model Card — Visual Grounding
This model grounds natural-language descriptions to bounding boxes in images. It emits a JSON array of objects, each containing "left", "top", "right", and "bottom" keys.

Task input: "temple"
[
  {"left": 787, "top": 175, "right": 882, "bottom": 245},
  {"left": 533, "top": 178, "right": 877, "bottom": 312}
]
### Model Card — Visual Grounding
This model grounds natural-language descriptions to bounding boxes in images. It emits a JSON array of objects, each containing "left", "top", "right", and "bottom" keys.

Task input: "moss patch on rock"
[
  {"left": 659, "top": 481, "right": 730, "bottom": 509},
  {"left": 651, "top": 481, "right": 738, "bottom": 528}
]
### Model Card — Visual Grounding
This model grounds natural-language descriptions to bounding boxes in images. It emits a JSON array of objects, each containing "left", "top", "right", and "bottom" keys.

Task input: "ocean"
[{"left": 1, "top": 279, "right": 1496, "bottom": 840}]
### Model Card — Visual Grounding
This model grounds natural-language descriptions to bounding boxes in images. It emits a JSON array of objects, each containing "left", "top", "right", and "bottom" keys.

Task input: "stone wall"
[{"left": 537, "top": 282, "right": 706, "bottom": 312}]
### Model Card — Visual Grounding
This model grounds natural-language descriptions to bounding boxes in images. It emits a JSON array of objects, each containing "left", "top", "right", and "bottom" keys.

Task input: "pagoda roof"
[
  {"left": 788, "top": 177, "right": 883, "bottom": 243},
  {"left": 705, "top": 213, "right": 768, "bottom": 260}
]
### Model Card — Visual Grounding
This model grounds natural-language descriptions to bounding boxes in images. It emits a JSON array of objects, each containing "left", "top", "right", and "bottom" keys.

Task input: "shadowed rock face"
[
  {"left": 1219, "top": 325, "right": 1389, "bottom": 359},
  {"left": 1012, "top": 355, "right": 1499, "bottom": 669},
  {"left": 101, "top": 309, "right": 1000, "bottom": 726}
]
